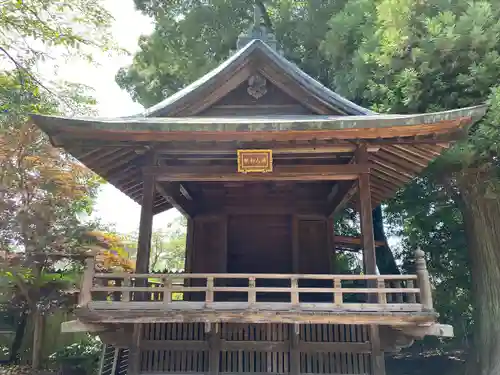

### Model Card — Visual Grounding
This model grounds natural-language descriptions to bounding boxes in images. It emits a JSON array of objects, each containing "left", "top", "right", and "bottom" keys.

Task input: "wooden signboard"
[{"left": 237, "top": 150, "right": 273, "bottom": 173}]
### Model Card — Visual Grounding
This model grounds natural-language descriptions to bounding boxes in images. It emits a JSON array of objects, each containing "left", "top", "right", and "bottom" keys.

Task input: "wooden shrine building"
[{"left": 32, "top": 11, "right": 487, "bottom": 375}]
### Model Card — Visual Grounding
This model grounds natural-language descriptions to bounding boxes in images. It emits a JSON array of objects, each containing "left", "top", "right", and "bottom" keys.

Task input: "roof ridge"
[{"left": 141, "top": 39, "right": 374, "bottom": 117}]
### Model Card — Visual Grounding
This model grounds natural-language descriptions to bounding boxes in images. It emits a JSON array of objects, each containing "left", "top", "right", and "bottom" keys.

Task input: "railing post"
[
  {"left": 406, "top": 280, "right": 416, "bottom": 303},
  {"left": 415, "top": 248, "right": 433, "bottom": 310},
  {"left": 333, "top": 278, "right": 342, "bottom": 306},
  {"left": 291, "top": 277, "right": 299, "bottom": 306},
  {"left": 164, "top": 275, "right": 172, "bottom": 304},
  {"left": 248, "top": 277, "right": 256, "bottom": 305},
  {"left": 122, "top": 274, "right": 130, "bottom": 302},
  {"left": 394, "top": 281, "right": 404, "bottom": 303},
  {"left": 206, "top": 277, "right": 214, "bottom": 307},
  {"left": 79, "top": 255, "right": 95, "bottom": 306},
  {"left": 377, "top": 278, "right": 387, "bottom": 305}
]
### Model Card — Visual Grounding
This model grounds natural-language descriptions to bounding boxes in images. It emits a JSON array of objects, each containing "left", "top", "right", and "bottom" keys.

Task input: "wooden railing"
[{"left": 79, "top": 250, "right": 433, "bottom": 313}]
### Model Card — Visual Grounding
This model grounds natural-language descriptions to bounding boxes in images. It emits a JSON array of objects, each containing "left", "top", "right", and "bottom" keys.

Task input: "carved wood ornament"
[{"left": 247, "top": 73, "right": 267, "bottom": 99}]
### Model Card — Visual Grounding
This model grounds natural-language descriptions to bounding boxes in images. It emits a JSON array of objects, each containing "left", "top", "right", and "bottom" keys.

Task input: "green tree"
[
  {"left": 116, "top": 0, "right": 344, "bottom": 106},
  {"left": 0, "top": 72, "right": 104, "bottom": 368},
  {"left": 1, "top": 0, "right": 116, "bottom": 368},
  {"left": 124, "top": 216, "right": 187, "bottom": 272},
  {"left": 1, "top": 0, "right": 115, "bottom": 108},
  {"left": 322, "top": 1, "right": 500, "bottom": 373}
]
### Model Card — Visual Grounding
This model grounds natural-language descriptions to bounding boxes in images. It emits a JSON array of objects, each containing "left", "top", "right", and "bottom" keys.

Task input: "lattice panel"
[
  {"left": 140, "top": 323, "right": 373, "bottom": 374},
  {"left": 141, "top": 323, "right": 208, "bottom": 373},
  {"left": 143, "top": 322, "right": 207, "bottom": 341},
  {"left": 141, "top": 350, "right": 209, "bottom": 373}
]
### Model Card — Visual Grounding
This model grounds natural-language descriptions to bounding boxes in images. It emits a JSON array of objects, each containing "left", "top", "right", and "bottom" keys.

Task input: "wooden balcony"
[{"left": 77, "top": 251, "right": 436, "bottom": 327}]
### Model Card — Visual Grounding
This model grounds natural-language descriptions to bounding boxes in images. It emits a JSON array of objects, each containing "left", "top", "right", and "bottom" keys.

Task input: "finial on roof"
[
  {"left": 236, "top": 1, "right": 279, "bottom": 51},
  {"left": 254, "top": 3, "right": 262, "bottom": 25}
]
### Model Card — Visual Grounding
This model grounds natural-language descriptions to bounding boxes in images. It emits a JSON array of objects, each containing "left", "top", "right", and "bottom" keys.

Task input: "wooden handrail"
[
  {"left": 92, "top": 272, "right": 418, "bottom": 280},
  {"left": 78, "top": 251, "right": 434, "bottom": 312},
  {"left": 86, "top": 273, "right": 425, "bottom": 309}
]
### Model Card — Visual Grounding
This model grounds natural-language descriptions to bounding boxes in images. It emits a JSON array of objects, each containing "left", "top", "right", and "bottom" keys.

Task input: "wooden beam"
[
  {"left": 78, "top": 302, "right": 437, "bottom": 326},
  {"left": 327, "top": 180, "right": 358, "bottom": 217},
  {"left": 357, "top": 146, "right": 377, "bottom": 275},
  {"left": 144, "top": 164, "right": 368, "bottom": 182},
  {"left": 155, "top": 144, "right": 380, "bottom": 155},
  {"left": 298, "top": 341, "right": 371, "bottom": 353},
  {"left": 334, "top": 235, "right": 385, "bottom": 249},
  {"left": 142, "top": 340, "right": 208, "bottom": 351},
  {"left": 60, "top": 320, "right": 107, "bottom": 333},
  {"left": 179, "top": 184, "right": 193, "bottom": 200},
  {"left": 199, "top": 203, "right": 326, "bottom": 216},
  {"left": 138, "top": 338, "right": 370, "bottom": 353},
  {"left": 156, "top": 182, "right": 195, "bottom": 218},
  {"left": 60, "top": 135, "right": 456, "bottom": 153},
  {"left": 397, "top": 323, "right": 454, "bottom": 338}
]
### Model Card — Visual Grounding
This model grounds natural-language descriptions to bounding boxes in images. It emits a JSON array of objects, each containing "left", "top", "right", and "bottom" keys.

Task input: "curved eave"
[
  {"left": 30, "top": 104, "right": 488, "bottom": 215},
  {"left": 141, "top": 39, "right": 373, "bottom": 117},
  {"left": 31, "top": 105, "right": 486, "bottom": 145}
]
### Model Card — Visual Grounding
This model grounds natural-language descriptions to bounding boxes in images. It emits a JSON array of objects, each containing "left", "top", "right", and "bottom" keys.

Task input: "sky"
[{"left": 55, "top": 0, "right": 180, "bottom": 233}]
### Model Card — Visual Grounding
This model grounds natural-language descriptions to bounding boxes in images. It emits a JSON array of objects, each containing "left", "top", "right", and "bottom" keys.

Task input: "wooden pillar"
[
  {"left": 129, "top": 153, "right": 156, "bottom": 375},
  {"left": 184, "top": 218, "right": 195, "bottom": 301},
  {"left": 291, "top": 215, "right": 300, "bottom": 273},
  {"left": 356, "top": 145, "right": 377, "bottom": 275},
  {"left": 135, "top": 152, "right": 157, "bottom": 274},
  {"left": 289, "top": 324, "right": 300, "bottom": 375},
  {"left": 327, "top": 216, "right": 336, "bottom": 273},
  {"left": 221, "top": 214, "right": 228, "bottom": 273},
  {"left": 208, "top": 324, "right": 221, "bottom": 375},
  {"left": 129, "top": 324, "right": 142, "bottom": 375},
  {"left": 370, "top": 325, "right": 386, "bottom": 375},
  {"left": 184, "top": 218, "right": 195, "bottom": 273}
]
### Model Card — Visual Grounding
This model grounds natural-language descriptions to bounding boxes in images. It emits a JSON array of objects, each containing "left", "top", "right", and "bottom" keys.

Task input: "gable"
[
  {"left": 199, "top": 75, "right": 316, "bottom": 116},
  {"left": 144, "top": 40, "right": 372, "bottom": 118}
]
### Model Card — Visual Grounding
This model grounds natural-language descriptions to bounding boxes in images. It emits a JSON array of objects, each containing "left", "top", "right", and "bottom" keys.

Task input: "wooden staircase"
[{"left": 98, "top": 344, "right": 129, "bottom": 375}]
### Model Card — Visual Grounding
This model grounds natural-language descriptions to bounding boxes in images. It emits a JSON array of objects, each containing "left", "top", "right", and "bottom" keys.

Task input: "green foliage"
[
  {"left": 321, "top": 0, "right": 500, "bottom": 354},
  {"left": 0, "top": 0, "right": 115, "bottom": 65},
  {"left": 48, "top": 336, "right": 101, "bottom": 374},
  {"left": 386, "top": 173, "right": 473, "bottom": 343},
  {"left": 0, "top": 0, "right": 117, "bottom": 369},
  {"left": 322, "top": 0, "right": 500, "bottom": 113},
  {"left": 0, "top": 0, "right": 117, "bottom": 115},
  {"left": 124, "top": 216, "right": 187, "bottom": 271},
  {"left": 116, "top": 0, "right": 345, "bottom": 107}
]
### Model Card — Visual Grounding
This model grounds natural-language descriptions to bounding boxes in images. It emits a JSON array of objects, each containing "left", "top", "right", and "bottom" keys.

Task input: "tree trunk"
[
  {"left": 31, "top": 309, "right": 44, "bottom": 369},
  {"left": 372, "top": 206, "right": 400, "bottom": 275},
  {"left": 8, "top": 310, "right": 28, "bottom": 364},
  {"left": 460, "top": 177, "right": 500, "bottom": 375}
]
